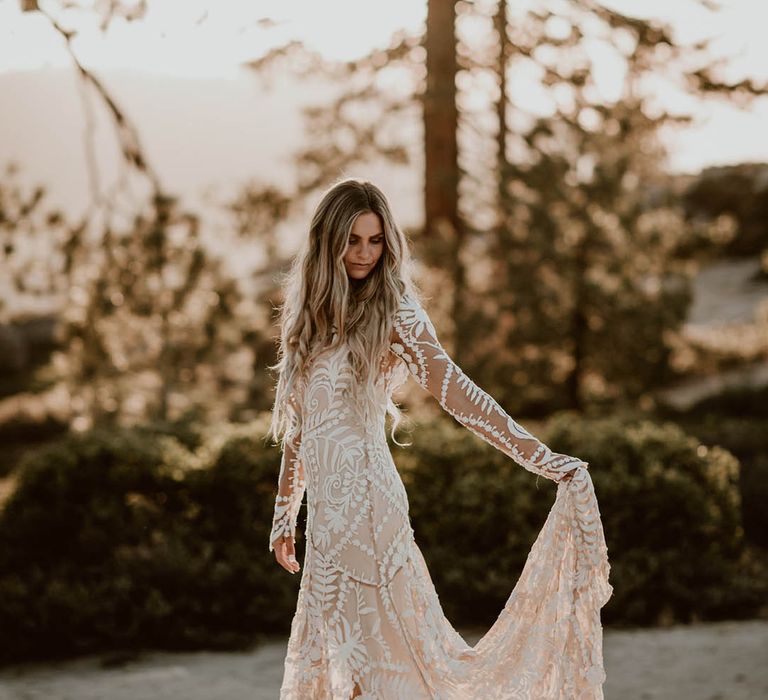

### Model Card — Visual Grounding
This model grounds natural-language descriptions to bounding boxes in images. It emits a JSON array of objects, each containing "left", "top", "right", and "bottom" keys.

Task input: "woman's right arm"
[{"left": 268, "top": 397, "right": 306, "bottom": 573}]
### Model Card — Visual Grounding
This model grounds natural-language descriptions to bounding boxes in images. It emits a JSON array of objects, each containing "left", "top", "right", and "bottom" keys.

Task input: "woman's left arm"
[{"left": 390, "top": 293, "right": 587, "bottom": 483}]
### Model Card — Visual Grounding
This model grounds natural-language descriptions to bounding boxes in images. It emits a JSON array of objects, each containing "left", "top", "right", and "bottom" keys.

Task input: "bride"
[{"left": 267, "top": 177, "right": 612, "bottom": 699}]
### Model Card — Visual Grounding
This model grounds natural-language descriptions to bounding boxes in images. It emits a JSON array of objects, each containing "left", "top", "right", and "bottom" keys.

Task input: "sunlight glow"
[
  {"left": 1, "top": 0, "right": 766, "bottom": 82},
  {"left": 0, "top": 0, "right": 766, "bottom": 178},
  {"left": 0, "top": 0, "right": 426, "bottom": 77}
]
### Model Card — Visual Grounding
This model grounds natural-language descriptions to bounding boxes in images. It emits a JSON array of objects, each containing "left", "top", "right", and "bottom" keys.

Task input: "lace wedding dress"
[{"left": 268, "top": 292, "right": 612, "bottom": 699}]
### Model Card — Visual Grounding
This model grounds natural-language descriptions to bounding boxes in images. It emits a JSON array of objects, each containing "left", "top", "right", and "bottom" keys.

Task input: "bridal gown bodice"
[
  {"left": 295, "top": 334, "right": 414, "bottom": 586},
  {"left": 268, "top": 292, "right": 612, "bottom": 700}
]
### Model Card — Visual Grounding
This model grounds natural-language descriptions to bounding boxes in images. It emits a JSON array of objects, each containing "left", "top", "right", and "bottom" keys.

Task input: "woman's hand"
[
  {"left": 560, "top": 462, "right": 588, "bottom": 482},
  {"left": 274, "top": 534, "right": 300, "bottom": 574}
]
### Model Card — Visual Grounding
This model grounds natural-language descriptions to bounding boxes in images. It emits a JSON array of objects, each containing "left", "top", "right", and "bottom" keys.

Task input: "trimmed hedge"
[
  {"left": 0, "top": 418, "right": 300, "bottom": 664},
  {"left": 660, "top": 384, "right": 768, "bottom": 549},
  {"left": 396, "top": 412, "right": 765, "bottom": 628},
  {"left": 672, "top": 414, "right": 768, "bottom": 550},
  {"left": 0, "top": 411, "right": 765, "bottom": 664}
]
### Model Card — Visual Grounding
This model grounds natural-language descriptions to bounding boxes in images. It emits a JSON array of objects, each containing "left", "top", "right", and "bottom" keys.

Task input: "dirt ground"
[{"left": 0, "top": 619, "right": 766, "bottom": 700}]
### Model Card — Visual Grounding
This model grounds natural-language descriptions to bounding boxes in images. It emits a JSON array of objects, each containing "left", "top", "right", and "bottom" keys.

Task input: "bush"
[
  {"left": 0, "top": 418, "right": 299, "bottom": 665},
  {"left": 570, "top": 416, "right": 752, "bottom": 625},
  {"left": 659, "top": 386, "right": 768, "bottom": 550},
  {"left": 392, "top": 416, "right": 555, "bottom": 627},
  {"left": 0, "top": 411, "right": 763, "bottom": 665},
  {"left": 396, "top": 411, "right": 763, "bottom": 628},
  {"left": 670, "top": 414, "right": 768, "bottom": 550},
  {"left": 0, "top": 414, "right": 69, "bottom": 477}
]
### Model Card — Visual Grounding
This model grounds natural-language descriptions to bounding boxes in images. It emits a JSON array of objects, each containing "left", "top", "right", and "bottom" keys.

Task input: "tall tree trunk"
[
  {"left": 567, "top": 237, "right": 587, "bottom": 411},
  {"left": 424, "top": 0, "right": 459, "bottom": 242},
  {"left": 424, "top": 0, "right": 466, "bottom": 359},
  {"left": 495, "top": 0, "right": 509, "bottom": 207}
]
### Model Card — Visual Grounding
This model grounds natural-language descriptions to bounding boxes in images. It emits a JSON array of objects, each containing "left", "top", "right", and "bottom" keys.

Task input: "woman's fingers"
[
  {"left": 561, "top": 461, "right": 589, "bottom": 482},
  {"left": 561, "top": 467, "right": 578, "bottom": 481},
  {"left": 274, "top": 536, "right": 300, "bottom": 574},
  {"left": 285, "top": 537, "right": 300, "bottom": 573}
]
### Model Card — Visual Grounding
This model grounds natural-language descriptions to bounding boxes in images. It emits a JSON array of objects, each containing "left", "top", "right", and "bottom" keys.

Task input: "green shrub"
[
  {"left": 0, "top": 411, "right": 762, "bottom": 665},
  {"left": 0, "top": 415, "right": 68, "bottom": 477},
  {"left": 660, "top": 386, "right": 768, "bottom": 550},
  {"left": 568, "top": 416, "right": 749, "bottom": 625},
  {"left": 392, "top": 416, "right": 555, "bottom": 627},
  {"left": 670, "top": 414, "right": 768, "bottom": 550},
  {"left": 396, "top": 411, "right": 761, "bottom": 627},
  {"left": 0, "top": 418, "right": 298, "bottom": 664}
]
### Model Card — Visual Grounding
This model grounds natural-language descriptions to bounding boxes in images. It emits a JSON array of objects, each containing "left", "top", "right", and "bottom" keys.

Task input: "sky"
[
  {"left": 0, "top": 0, "right": 767, "bottom": 222},
  {"left": 0, "top": 0, "right": 427, "bottom": 75},
  {"left": 2, "top": 0, "right": 768, "bottom": 77},
  {"left": 1, "top": 0, "right": 767, "bottom": 169},
  {"left": 0, "top": 0, "right": 768, "bottom": 77}
]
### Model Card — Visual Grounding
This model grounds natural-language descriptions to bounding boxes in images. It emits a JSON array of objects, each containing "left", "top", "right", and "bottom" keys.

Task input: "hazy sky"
[
  {"left": 2, "top": 0, "right": 767, "bottom": 76},
  {"left": 2, "top": 0, "right": 768, "bottom": 171},
  {"left": 1, "top": 0, "right": 767, "bottom": 221}
]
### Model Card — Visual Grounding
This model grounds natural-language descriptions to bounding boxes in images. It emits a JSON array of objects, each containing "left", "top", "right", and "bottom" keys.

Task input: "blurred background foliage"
[
  {"left": 0, "top": 0, "right": 767, "bottom": 664},
  {"left": 0, "top": 411, "right": 765, "bottom": 664}
]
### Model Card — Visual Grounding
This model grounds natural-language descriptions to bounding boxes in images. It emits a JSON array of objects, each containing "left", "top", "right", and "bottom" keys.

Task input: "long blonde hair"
[{"left": 268, "top": 177, "right": 421, "bottom": 450}]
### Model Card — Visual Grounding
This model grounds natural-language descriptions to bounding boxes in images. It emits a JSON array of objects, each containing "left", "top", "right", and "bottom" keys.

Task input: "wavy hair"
[{"left": 268, "top": 177, "right": 422, "bottom": 450}]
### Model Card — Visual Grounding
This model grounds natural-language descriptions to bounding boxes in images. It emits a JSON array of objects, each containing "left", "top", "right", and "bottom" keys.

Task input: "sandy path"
[
  {"left": 0, "top": 619, "right": 766, "bottom": 699},
  {"left": 600, "top": 619, "right": 768, "bottom": 700}
]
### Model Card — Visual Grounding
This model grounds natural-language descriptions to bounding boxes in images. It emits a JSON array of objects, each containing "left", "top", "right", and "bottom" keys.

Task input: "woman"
[{"left": 267, "top": 178, "right": 612, "bottom": 699}]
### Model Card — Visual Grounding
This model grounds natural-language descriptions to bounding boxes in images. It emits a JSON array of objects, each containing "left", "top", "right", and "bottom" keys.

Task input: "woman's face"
[{"left": 343, "top": 211, "right": 384, "bottom": 280}]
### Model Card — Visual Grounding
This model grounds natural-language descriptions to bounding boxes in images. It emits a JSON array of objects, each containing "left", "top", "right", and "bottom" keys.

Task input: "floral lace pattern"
[
  {"left": 269, "top": 292, "right": 612, "bottom": 699},
  {"left": 268, "top": 392, "right": 306, "bottom": 552}
]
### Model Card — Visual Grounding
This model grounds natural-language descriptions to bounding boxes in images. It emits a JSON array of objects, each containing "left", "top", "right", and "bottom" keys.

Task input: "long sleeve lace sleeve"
[
  {"left": 268, "top": 397, "right": 306, "bottom": 553},
  {"left": 390, "top": 292, "right": 588, "bottom": 483}
]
